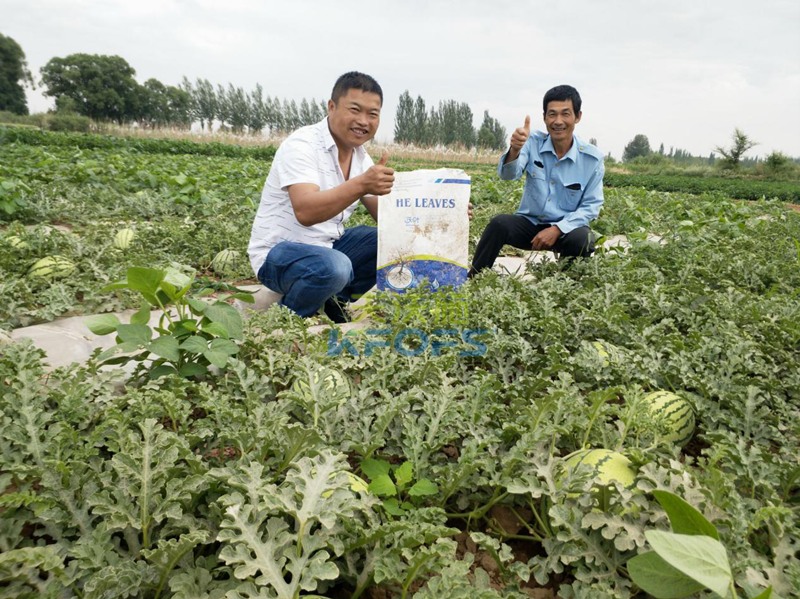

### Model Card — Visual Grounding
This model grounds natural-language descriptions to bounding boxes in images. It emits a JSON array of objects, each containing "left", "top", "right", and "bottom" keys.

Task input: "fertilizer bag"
[{"left": 377, "top": 168, "right": 471, "bottom": 292}]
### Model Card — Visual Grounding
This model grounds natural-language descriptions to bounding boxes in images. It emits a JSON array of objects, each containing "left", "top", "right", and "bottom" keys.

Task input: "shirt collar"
[
  {"left": 321, "top": 117, "right": 366, "bottom": 157},
  {"left": 541, "top": 134, "right": 578, "bottom": 162}
]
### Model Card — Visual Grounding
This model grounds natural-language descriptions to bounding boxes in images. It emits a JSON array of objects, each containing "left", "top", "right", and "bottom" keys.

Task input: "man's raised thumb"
[
  {"left": 523, "top": 115, "right": 531, "bottom": 133},
  {"left": 377, "top": 151, "right": 389, "bottom": 166}
]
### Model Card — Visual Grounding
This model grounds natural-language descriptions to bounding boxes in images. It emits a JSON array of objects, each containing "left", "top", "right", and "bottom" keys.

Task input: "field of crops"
[{"left": 1, "top": 129, "right": 799, "bottom": 598}]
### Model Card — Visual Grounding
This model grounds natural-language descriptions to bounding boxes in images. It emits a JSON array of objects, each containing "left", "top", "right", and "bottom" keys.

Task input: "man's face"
[
  {"left": 327, "top": 88, "right": 382, "bottom": 148},
  {"left": 544, "top": 99, "right": 582, "bottom": 144}
]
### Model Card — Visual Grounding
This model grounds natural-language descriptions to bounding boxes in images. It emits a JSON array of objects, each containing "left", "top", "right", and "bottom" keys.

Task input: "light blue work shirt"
[{"left": 498, "top": 131, "right": 605, "bottom": 234}]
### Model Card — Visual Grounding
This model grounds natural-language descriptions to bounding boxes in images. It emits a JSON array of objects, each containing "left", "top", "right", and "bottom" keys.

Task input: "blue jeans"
[{"left": 257, "top": 225, "right": 377, "bottom": 317}]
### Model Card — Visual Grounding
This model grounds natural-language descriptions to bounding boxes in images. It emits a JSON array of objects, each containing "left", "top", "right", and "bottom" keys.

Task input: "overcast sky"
[{"left": 4, "top": 0, "right": 800, "bottom": 159}]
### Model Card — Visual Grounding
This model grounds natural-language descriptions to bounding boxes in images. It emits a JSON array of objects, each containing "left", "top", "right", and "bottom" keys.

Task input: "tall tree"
[
  {"left": 299, "top": 98, "right": 313, "bottom": 126},
  {"left": 0, "top": 33, "right": 34, "bottom": 115},
  {"left": 394, "top": 90, "right": 414, "bottom": 144},
  {"left": 226, "top": 84, "right": 248, "bottom": 133},
  {"left": 310, "top": 98, "right": 324, "bottom": 122},
  {"left": 40, "top": 54, "right": 139, "bottom": 123},
  {"left": 714, "top": 128, "right": 757, "bottom": 169},
  {"left": 215, "top": 83, "right": 231, "bottom": 129},
  {"left": 622, "top": 134, "right": 652, "bottom": 162},
  {"left": 248, "top": 84, "right": 267, "bottom": 134},
  {"left": 180, "top": 76, "right": 201, "bottom": 127},
  {"left": 165, "top": 85, "right": 191, "bottom": 128},
  {"left": 412, "top": 96, "right": 427, "bottom": 145},
  {"left": 194, "top": 78, "right": 217, "bottom": 131},
  {"left": 477, "top": 110, "right": 506, "bottom": 150}
]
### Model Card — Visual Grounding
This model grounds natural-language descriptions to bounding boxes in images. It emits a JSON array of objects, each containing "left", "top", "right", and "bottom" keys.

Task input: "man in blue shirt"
[{"left": 469, "top": 85, "right": 604, "bottom": 276}]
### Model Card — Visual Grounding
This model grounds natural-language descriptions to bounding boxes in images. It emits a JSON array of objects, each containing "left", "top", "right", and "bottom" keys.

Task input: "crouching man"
[
  {"left": 469, "top": 85, "right": 605, "bottom": 277},
  {"left": 247, "top": 72, "right": 394, "bottom": 323}
]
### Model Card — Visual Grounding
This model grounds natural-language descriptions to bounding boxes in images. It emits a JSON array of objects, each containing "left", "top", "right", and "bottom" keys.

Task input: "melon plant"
[
  {"left": 591, "top": 340, "right": 622, "bottom": 367},
  {"left": 211, "top": 248, "right": 240, "bottom": 274},
  {"left": 28, "top": 255, "right": 76, "bottom": 279},
  {"left": 291, "top": 365, "right": 352, "bottom": 405}
]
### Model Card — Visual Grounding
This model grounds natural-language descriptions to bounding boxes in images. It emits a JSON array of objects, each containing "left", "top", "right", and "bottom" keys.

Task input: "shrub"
[{"left": 46, "top": 113, "right": 92, "bottom": 133}]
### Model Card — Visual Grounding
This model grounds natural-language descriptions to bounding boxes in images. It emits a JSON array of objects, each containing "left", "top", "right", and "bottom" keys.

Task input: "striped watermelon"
[
  {"left": 322, "top": 472, "right": 370, "bottom": 498},
  {"left": 643, "top": 390, "right": 695, "bottom": 446},
  {"left": 211, "top": 249, "right": 240, "bottom": 274},
  {"left": 114, "top": 228, "right": 135, "bottom": 250},
  {"left": 28, "top": 255, "right": 76, "bottom": 279},
  {"left": 5, "top": 235, "right": 28, "bottom": 249},
  {"left": 565, "top": 449, "right": 636, "bottom": 489},
  {"left": 291, "top": 367, "right": 352, "bottom": 405},
  {"left": 591, "top": 340, "right": 621, "bottom": 367}
]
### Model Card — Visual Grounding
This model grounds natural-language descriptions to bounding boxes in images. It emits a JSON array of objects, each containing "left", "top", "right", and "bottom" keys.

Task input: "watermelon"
[
  {"left": 114, "top": 228, "right": 135, "bottom": 250},
  {"left": 642, "top": 390, "right": 695, "bottom": 446},
  {"left": 565, "top": 449, "right": 636, "bottom": 489},
  {"left": 28, "top": 255, "right": 76, "bottom": 279},
  {"left": 4, "top": 235, "right": 28, "bottom": 249},
  {"left": 322, "top": 472, "right": 370, "bottom": 498},
  {"left": 291, "top": 367, "right": 352, "bottom": 404},
  {"left": 211, "top": 249, "right": 240, "bottom": 274},
  {"left": 591, "top": 340, "right": 621, "bottom": 367}
]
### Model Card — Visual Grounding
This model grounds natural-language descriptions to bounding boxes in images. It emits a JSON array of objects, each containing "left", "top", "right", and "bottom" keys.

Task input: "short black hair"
[
  {"left": 331, "top": 71, "right": 383, "bottom": 105},
  {"left": 543, "top": 85, "right": 582, "bottom": 114}
]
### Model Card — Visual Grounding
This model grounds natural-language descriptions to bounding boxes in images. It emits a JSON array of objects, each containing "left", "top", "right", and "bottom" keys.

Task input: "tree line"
[{"left": 394, "top": 90, "right": 507, "bottom": 150}]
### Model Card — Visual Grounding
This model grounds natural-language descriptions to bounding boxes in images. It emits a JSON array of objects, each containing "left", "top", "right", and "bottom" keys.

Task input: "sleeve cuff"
[{"left": 498, "top": 153, "right": 519, "bottom": 179}]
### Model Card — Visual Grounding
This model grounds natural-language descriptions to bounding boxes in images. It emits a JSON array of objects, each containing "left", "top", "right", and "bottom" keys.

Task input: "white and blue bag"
[{"left": 377, "top": 168, "right": 471, "bottom": 292}]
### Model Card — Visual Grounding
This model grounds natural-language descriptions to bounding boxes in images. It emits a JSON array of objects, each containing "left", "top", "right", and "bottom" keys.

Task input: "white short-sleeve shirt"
[{"left": 247, "top": 117, "right": 374, "bottom": 275}]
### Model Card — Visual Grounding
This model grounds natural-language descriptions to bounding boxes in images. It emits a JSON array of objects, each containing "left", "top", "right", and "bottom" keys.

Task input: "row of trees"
[
  {"left": 621, "top": 131, "right": 768, "bottom": 169},
  {"left": 38, "top": 53, "right": 331, "bottom": 133},
  {"left": 394, "top": 91, "right": 507, "bottom": 150},
  {"left": 179, "top": 78, "right": 327, "bottom": 133}
]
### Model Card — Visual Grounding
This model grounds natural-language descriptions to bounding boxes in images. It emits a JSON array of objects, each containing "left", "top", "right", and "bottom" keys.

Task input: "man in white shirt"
[{"left": 248, "top": 72, "right": 395, "bottom": 322}]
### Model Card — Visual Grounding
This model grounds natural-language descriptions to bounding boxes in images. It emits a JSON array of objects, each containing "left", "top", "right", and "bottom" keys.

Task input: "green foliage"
[
  {"left": 0, "top": 33, "right": 34, "bottom": 115},
  {"left": 715, "top": 128, "right": 757, "bottom": 170},
  {"left": 40, "top": 53, "right": 140, "bottom": 124},
  {"left": 393, "top": 92, "right": 483, "bottom": 148},
  {"left": 360, "top": 458, "right": 439, "bottom": 516},
  {"left": 86, "top": 265, "right": 253, "bottom": 379},
  {"left": 2, "top": 128, "right": 800, "bottom": 597},
  {"left": 604, "top": 172, "right": 800, "bottom": 201},
  {"left": 0, "top": 126, "right": 277, "bottom": 160},
  {"left": 623, "top": 134, "right": 652, "bottom": 162}
]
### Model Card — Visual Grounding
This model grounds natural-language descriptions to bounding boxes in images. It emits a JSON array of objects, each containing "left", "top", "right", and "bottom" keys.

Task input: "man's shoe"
[{"left": 323, "top": 297, "right": 351, "bottom": 324}]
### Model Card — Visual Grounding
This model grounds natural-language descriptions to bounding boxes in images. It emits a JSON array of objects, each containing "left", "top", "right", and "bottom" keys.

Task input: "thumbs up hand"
[
  {"left": 510, "top": 115, "right": 531, "bottom": 153},
  {"left": 361, "top": 150, "right": 395, "bottom": 196}
]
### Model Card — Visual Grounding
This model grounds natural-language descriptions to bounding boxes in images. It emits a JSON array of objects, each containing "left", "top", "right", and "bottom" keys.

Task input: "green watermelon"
[
  {"left": 114, "top": 228, "right": 135, "bottom": 250},
  {"left": 211, "top": 249, "right": 240, "bottom": 274},
  {"left": 565, "top": 449, "right": 636, "bottom": 489},
  {"left": 642, "top": 390, "right": 695, "bottom": 446},
  {"left": 28, "top": 255, "right": 76, "bottom": 279}
]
